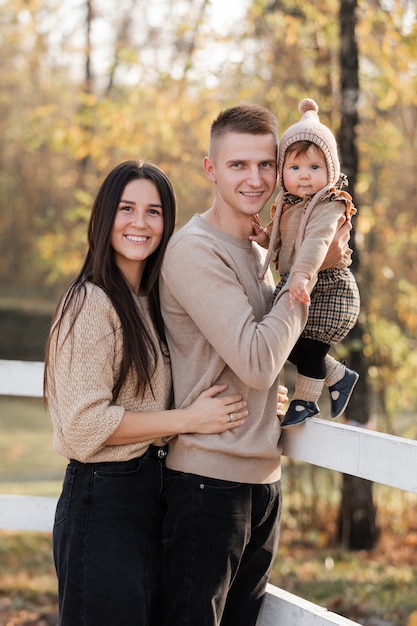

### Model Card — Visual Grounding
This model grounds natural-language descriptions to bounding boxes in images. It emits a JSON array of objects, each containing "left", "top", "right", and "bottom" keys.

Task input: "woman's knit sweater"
[{"left": 46, "top": 282, "right": 172, "bottom": 463}]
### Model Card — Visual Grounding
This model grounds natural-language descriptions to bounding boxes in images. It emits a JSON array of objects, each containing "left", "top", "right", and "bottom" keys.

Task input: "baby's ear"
[{"left": 270, "top": 203, "right": 277, "bottom": 219}]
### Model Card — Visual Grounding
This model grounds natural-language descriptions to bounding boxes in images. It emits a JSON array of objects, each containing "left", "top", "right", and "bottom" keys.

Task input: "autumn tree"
[
  {"left": 337, "top": 0, "right": 379, "bottom": 550},
  {"left": 0, "top": 0, "right": 415, "bottom": 427}
]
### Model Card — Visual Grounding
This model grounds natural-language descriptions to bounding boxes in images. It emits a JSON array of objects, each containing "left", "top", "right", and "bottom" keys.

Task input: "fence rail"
[{"left": 1, "top": 359, "right": 416, "bottom": 626}]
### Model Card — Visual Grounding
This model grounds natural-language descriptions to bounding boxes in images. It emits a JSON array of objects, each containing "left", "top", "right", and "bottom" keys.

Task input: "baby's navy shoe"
[
  {"left": 281, "top": 400, "right": 320, "bottom": 428},
  {"left": 329, "top": 368, "right": 359, "bottom": 419}
]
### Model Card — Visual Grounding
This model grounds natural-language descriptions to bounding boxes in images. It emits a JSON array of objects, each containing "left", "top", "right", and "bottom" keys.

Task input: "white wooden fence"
[{"left": 1, "top": 358, "right": 417, "bottom": 626}]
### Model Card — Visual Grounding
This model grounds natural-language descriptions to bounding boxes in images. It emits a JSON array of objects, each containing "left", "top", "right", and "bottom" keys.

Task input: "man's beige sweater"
[
  {"left": 160, "top": 214, "right": 311, "bottom": 485},
  {"left": 46, "top": 282, "right": 172, "bottom": 464}
]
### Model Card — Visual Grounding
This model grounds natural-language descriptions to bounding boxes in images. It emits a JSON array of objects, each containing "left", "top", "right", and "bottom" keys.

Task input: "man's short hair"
[{"left": 210, "top": 105, "right": 278, "bottom": 153}]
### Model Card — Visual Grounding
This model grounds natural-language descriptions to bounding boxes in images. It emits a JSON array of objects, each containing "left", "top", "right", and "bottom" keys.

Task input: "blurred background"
[{"left": 0, "top": 0, "right": 417, "bottom": 624}]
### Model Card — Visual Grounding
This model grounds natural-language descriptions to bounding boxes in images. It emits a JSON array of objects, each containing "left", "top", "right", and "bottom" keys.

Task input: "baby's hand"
[
  {"left": 249, "top": 214, "right": 270, "bottom": 249},
  {"left": 289, "top": 274, "right": 310, "bottom": 308}
]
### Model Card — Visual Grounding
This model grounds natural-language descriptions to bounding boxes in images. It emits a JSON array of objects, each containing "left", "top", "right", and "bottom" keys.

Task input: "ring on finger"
[{"left": 228, "top": 413, "right": 235, "bottom": 422}]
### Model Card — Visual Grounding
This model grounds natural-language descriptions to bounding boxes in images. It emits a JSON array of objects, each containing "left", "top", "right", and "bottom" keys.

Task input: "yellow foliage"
[
  {"left": 408, "top": 611, "right": 417, "bottom": 626},
  {"left": 0, "top": 0, "right": 416, "bottom": 422}
]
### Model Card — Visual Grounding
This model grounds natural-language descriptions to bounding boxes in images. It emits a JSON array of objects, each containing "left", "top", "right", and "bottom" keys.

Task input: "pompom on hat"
[{"left": 278, "top": 98, "right": 340, "bottom": 189}]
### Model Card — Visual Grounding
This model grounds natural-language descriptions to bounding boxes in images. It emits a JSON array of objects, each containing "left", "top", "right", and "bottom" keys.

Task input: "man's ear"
[{"left": 203, "top": 155, "right": 216, "bottom": 182}]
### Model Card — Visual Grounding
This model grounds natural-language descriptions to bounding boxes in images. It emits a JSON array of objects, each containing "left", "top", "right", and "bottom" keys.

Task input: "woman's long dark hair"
[{"left": 44, "top": 160, "right": 176, "bottom": 402}]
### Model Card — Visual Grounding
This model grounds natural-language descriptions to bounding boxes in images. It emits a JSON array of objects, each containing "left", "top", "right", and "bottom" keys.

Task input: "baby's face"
[{"left": 283, "top": 145, "right": 328, "bottom": 198}]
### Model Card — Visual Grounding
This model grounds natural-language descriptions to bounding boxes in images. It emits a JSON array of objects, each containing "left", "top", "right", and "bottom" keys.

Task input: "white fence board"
[
  {"left": 282, "top": 417, "right": 417, "bottom": 494},
  {"left": 0, "top": 359, "right": 44, "bottom": 397},
  {"left": 0, "top": 495, "right": 57, "bottom": 532},
  {"left": 257, "top": 585, "right": 360, "bottom": 626},
  {"left": 2, "top": 362, "right": 417, "bottom": 495}
]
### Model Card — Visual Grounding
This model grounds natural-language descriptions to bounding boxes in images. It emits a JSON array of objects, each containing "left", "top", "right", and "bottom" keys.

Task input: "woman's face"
[{"left": 111, "top": 178, "right": 164, "bottom": 288}]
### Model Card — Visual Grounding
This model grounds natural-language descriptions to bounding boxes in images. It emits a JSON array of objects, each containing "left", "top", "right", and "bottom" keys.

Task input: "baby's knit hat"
[
  {"left": 258, "top": 98, "right": 341, "bottom": 280},
  {"left": 278, "top": 98, "right": 340, "bottom": 190}
]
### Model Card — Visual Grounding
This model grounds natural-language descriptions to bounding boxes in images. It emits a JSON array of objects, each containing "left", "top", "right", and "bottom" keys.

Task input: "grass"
[
  {"left": 0, "top": 531, "right": 58, "bottom": 625},
  {"left": 272, "top": 491, "right": 417, "bottom": 625},
  {"left": 0, "top": 397, "right": 66, "bottom": 493},
  {"left": 1, "top": 396, "right": 417, "bottom": 625},
  {"left": 0, "top": 397, "right": 63, "bottom": 624}
]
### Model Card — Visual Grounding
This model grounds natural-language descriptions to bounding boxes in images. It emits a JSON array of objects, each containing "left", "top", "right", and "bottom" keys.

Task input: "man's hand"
[{"left": 321, "top": 216, "right": 353, "bottom": 270}]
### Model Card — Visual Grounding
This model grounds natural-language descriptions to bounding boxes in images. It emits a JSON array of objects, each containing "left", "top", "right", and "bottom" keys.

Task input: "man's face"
[{"left": 204, "top": 132, "right": 277, "bottom": 219}]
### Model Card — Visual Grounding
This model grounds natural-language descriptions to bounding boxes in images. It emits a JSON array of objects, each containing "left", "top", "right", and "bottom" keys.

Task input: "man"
[{"left": 159, "top": 104, "right": 351, "bottom": 625}]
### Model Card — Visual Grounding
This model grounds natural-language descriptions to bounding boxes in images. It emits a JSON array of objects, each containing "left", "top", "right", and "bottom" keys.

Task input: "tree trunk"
[
  {"left": 78, "top": 0, "right": 94, "bottom": 185},
  {"left": 337, "top": 475, "right": 380, "bottom": 549},
  {"left": 337, "top": 0, "right": 379, "bottom": 550}
]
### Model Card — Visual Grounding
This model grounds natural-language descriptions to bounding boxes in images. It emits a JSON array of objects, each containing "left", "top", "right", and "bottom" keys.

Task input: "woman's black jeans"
[{"left": 53, "top": 445, "right": 167, "bottom": 626}]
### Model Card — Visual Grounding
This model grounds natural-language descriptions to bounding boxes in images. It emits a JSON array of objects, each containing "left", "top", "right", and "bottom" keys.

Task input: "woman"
[{"left": 44, "top": 160, "right": 248, "bottom": 626}]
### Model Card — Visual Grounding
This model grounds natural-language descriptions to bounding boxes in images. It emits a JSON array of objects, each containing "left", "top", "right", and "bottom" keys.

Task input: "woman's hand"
[
  {"left": 276, "top": 384, "right": 288, "bottom": 421},
  {"left": 183, "top": 384, "right": 248, "bottom": 434}
]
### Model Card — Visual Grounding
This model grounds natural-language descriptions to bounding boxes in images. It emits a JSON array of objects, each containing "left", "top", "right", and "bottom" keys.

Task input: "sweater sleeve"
[
  {"left": 161, "top": 232, "right": 313, "bottom": 391},
  {"left": 292, "top": 199, "right": 347, "bottom": 278},
  {"left": 47, "top": 285, "right": 125, "bottom": 461}
]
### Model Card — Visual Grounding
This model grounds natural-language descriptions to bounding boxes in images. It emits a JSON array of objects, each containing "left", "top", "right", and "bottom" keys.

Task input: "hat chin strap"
[{"left": 258, "top": 188, "right": 284, "bottom": 282}]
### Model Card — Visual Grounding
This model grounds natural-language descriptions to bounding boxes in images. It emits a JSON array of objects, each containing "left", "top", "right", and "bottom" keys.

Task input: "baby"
[{"left": 253, "top": 98, "right": 360, "bottom": 427}]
